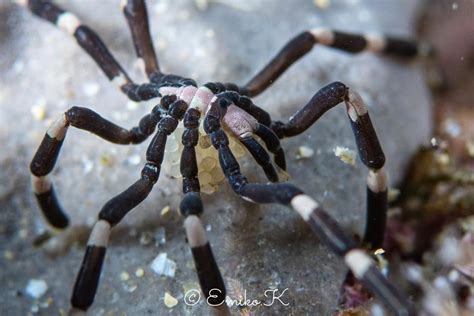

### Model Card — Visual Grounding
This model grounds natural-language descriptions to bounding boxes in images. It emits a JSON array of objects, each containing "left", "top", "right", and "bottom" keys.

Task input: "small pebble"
[
  {"left": 120, "top": 272, "right": 130, "bottom": 281},
  {"left": 135, "top": 268, "right": 145, "bottom": 278},
  {"left": 25, "top": 279, "right": 48, "bottom": 299},
  {"left": 164, "top": 292, "right": 178, "bottom": 308},
  {"left": 296, "top": 146, "right": 314, "bottom": 159},
  {"left": 160, "top": 205, "right": 171, "bottom": 217},
  {"left": 150, "top": 253, "right": 176, "bottom": 278}
]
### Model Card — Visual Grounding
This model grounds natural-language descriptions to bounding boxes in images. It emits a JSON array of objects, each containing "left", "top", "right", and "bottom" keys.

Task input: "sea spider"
[{"left": 19, "top": 0, "right": 428, "bottom": 315}]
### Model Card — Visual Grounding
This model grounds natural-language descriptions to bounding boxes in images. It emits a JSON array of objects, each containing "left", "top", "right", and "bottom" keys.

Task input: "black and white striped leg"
[
  {"left": 30, "top": 114, "right": 69, "bottom": 228},
  {"left": 204, "top": 98, "right": 411, "bottom": 315},
  {"left": 254, "top": 123, "right": 286, "bottom": 171},
  {"left": 180, "top": 108, "right": 228, "bottom": 313},
  {"left": 29, "top": 106, "right": 163, "bottom": 229},
  {"left": 122, "top": 0, "right": 161, "bottom": 80},
  {"left": 239, "top": 136, "right": 279, "bottom": 182},
  {"left": 241, "top": 29, "right": 420, "bottom": 97},
  {"left": 71, "top": 98, "right": 187, "bottom": 312},
  {"left": 272, "top": 81, "right": 388, "bottom": 249},
  {"left": 20, "top": 0, "right": 161, "bottom": 101}
]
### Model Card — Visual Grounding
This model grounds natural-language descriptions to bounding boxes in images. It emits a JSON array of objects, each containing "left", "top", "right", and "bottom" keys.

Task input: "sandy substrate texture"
[{"left": 0, "top": 1, "right": 431, "bottom": 315}]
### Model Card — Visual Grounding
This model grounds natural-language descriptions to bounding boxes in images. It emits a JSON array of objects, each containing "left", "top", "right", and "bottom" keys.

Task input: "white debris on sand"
[
  {"left": 25, "top": 279, "right": 48, "bottom": 299},
  {"left": 164, "top": 292, "right": 178, "bottom": 308},
  {"left": 150, "top": 253, "right": 176, "bottom": 278},
  {"left": 333, "top": 146, "right": 356, "bottom": 165},
  {"left": 296, "top": 146, "right": 314, "bottom": 159},
  {"left": 135, "top": 267, "right": 145, "bottom": 278},
  {"left": 160, "top": 205, "right": 171, "bottom": 218},
  {"left": 119, "top": 271, "right": 130, "bottom": 281}
]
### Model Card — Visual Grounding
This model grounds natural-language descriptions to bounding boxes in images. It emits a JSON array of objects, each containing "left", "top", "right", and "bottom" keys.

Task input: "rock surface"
[{"left": 0, "top": 0, "right": 431, "bottom": 315}]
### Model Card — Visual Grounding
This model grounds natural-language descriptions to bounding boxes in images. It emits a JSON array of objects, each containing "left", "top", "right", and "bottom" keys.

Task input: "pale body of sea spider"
[{"left": 18, "top": 0, "right": 429, "bottom": 315}]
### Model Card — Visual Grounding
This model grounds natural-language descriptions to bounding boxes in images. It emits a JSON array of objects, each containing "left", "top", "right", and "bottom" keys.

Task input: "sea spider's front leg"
[
  {"left": 30, "top": 104, "right": 165, "bottom": 229},
  {"left": 71, "top": 98, "right": 187, "bottom": 311}
]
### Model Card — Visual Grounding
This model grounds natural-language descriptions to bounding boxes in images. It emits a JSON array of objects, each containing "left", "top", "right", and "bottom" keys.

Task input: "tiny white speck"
[
  {"left": 31, "top": 103, "right": 47, "bottom": 121},
  {"left": 333, "top": 146, "right": 356, "bottom": 165},
  {"left": 82, "top": 82, "right": 100, "bottom": 97},
  {"left": 154, "top": 227, "right": 166, "bottom": 246},
  {"left": 26, "top": 279, "right": 48, "bottom": 299},
  {"left": 296, "top": 146, "right": 314, "bottom": 159},
  {"left": 452, "top": 2, "right": 458, "bottom": 10},
  {"left": 442, "top": 118, "right": 461, "bottom": 137},
  {"left": 127, "top": 154, "right": 141, "bottom": 166},
  {"left": 123, "top": 283, "right": 137, "bottom": 293},
  {"left": 135, "top": 268, "right": 145, "bottom": 278},
  {"left": 30, "top": 303, "right": 39, "bottom": 313},
  {"left": 154, "top": 1, "right": 168, "bottom": 14},
  {"left": 119, "top": 271, "right": 130, "bottom": 281},
  {"left": 205, "top": 29, "right": 215, "bottom": 38},
  {"left": 82, "top": 157, "right": 94, "bottom": 174},
  {"left": 313, "top": 0, "right": 330, "bottom": 9},
  {"left": 126, "top": 101, "right": 139, "bottom": 111}
]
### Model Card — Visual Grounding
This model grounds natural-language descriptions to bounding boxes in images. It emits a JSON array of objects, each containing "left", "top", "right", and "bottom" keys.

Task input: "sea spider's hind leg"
[
  {"left": 19, "top": 0, "right": 161, "bottom": 101},
  {"left": 179, "top": 107, "right": 229, "bottom": 314},
  {"left": 203, "top": 101, "right": 413, "bottom": 315},
  {"left": 272, "top": 81, "right": 387, "bottom": 250},
  {"left": 30, "top": 105, "right": 163, "bottom": 229},
  {"left": 241, "top": 29, "right": 421, "bottom": 97},
  {"left": 71, "top": 98, "right": 187, "bottom": 311}
]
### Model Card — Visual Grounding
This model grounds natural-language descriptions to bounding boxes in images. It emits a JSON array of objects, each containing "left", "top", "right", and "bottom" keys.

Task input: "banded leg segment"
[
  {"left": 21, "top": 0, "right": 161, "bottom": 101},
  {"left": 203, "top": 100, "right": 413, "bottom": 315},
  {"left": 242, "top": 29, "right": 420, "bottom": 97},
  {"left": 179, "top": 108, "right": 228, "bottom": 311},
  {"left": 30, "top": 106, "right": 163, "bottom": 229},
  {"left": 122, "top": 0, "right": 160, "bottom": 80},
  {"left": 272, "top": 81, "right": 388, "bottom": 249},
  {"left": 71, "top": 98, "right": 187, "bottom": 311}
]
